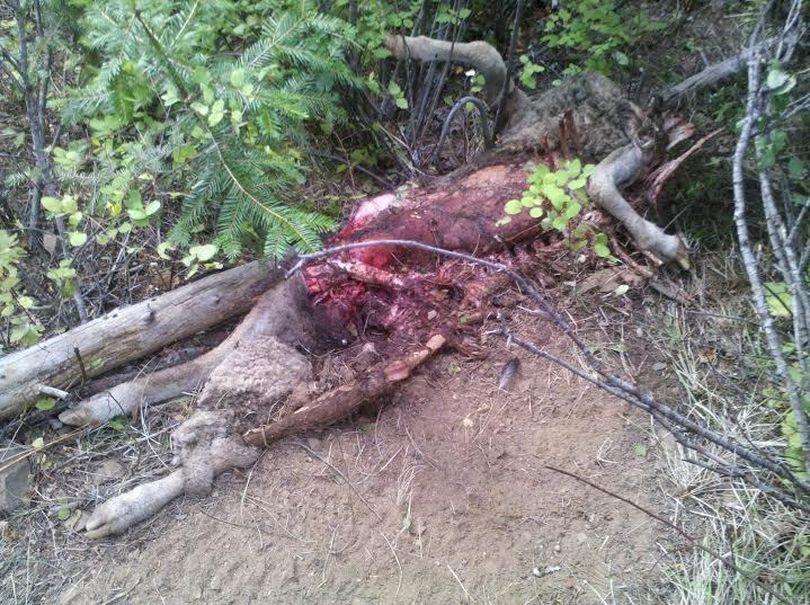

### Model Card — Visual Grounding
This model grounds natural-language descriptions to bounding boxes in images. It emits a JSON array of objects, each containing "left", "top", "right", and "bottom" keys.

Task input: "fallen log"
[{"left": 0, "top": 262, "right": 282, "bottom": 420}]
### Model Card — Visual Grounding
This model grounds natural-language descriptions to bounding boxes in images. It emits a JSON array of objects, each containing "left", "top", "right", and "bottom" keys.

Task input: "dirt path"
[{"left": 36, "top": 320, "right": 671, "bottom": 605}]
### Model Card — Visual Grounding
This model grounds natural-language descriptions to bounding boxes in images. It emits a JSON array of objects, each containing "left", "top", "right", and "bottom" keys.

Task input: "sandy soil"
[{"left": 8, "top": 312, "right": 674, "bottom": 605}]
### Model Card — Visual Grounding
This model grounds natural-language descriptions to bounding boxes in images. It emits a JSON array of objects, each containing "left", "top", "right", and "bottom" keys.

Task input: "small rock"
[
  {"left": 306, "top": 437, "right": 322, "bottom": 450},
  {"left": 0, "top": 444, "right": 31, "bottom": 513},
  {"left": 42, "top": 232, "right": 59, "bottom": 256},
  {"left": 427, "top": 310, "right": 437, "bottom": 320},
  {"left": 209, "top": 576, "right": 222, "bottom": 591}
]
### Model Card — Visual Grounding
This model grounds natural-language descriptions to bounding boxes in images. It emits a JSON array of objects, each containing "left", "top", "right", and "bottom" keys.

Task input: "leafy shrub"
[
  {"left": 0, "top": 230, "right": 43, "bottom": 349},
  {"left": 499, "top": 160, "right": 614, "bottom": 260},
  {"left": 542, "top": 0, "right": 663, "bottom": 75},
  {"left": 61, "top": 0, "right": 365, "bottom": 260}
]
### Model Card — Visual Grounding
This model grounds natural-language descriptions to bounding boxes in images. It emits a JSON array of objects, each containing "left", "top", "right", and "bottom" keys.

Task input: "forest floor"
[{"left": 5, "top": 293, "right": 682, "bottom": 605}]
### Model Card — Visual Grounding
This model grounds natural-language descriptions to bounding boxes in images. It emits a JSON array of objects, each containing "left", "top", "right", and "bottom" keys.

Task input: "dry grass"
[
  {"left": 634, "top": 251, "right": 810, "bottom": 604},
  {"left": 0, "top": 397, "right": 190, "bottom": 602}
]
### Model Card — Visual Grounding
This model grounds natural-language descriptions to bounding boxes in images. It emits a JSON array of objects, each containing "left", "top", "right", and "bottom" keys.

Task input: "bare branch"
[{"left": 731, "top": 0, "right": 810, "bottom": 471}]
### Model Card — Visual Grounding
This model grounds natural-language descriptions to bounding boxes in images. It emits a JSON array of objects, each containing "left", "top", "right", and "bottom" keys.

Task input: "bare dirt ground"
[{"left": 0, "top": 304, "right": 678, "bottom": 605}]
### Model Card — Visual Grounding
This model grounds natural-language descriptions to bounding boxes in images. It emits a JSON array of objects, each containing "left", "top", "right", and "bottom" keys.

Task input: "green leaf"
[
  {"left": 62, "top": 196, "right": 78, "bottom": 214},
  {"left": 126, "top": 190, "right": 143, "bottom": 210},
  {"left": 68, "top": 232, "right": 87, "bottom": 247},
  {"left": 190, "top": 244, "right": 218, "bottom": 261},
  {"left": 504, "top": 199, "right": 524, "bottom": 215},
  {"left": 18, "top": 296, "right": 33, "bottom": 310},
  {"left": 388, "top": 81, "right": 408, "bottom": 109},
  {"left": 108, "top": 418, "right": 127, "bottom": 432},
  {"left": 143, "top": 201, "right": 161, "bottom": 217},
  {"left": 529, "top": 207, "right": 544, "bottom": 218},
  {"left": 565, "top": 158, "right": 582, "bottom": 177},
  {"left": 57, "top": 507, "right": 72, "bottom": 521},
  {"left": 191, "top": 101, "right": 209, "bottom": 116},
  {"left": 156, "top": 242, "right": 175, "bottom": 259},
  {"left": 68, "top": 212, "right": 83, "bottom": 228},
  {"left": 172, "top": 145, "right": 197, "bottom": 166},
  {"left": 563, "top": 200, "right": 582, "bottom": 221},
  {"left": 208, "top": 99, "right": 225, "bottom": 127},
  {"left": 766, "top": 67, "right": 789, "bottom": 90},
  {"left": 162, "top": 81, "right": 181, "bottom": 106},
  {"left": 594, "top": 242, "right": 611, "bottom": 258},
  {"left": 788, "top": 157, "right": 806, "bottom": 180},
  {"left": 521, "top": 195, "right": 537, "bottom": 208},
  {"left": 529, "top": 163, "right": 550, "bottom": 183},
  {"left": 230, "top": 68, "right": 246, "bottom": 88},
  {"left": 42, "top": 196, "right": 63, "bottom": 214},
  {"left": 765, "top": 281, "right": 792, "bottom": 318},
  {"left": 568, "top": 176, "right": 588, "bottom": 190},
  {"left": 772, "top": 75, "right": 797, "bottom": 96},
  {"left": 543, "top": 184, "right": 568, "bottom": 209},
  {"left": 35, "top": 398, "right": 56, "bottom": 411}
]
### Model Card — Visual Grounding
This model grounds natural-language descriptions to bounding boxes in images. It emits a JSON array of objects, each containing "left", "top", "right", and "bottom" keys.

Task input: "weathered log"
[{"left": 0, "top": 262, "right": 282, "bottom": 420}]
